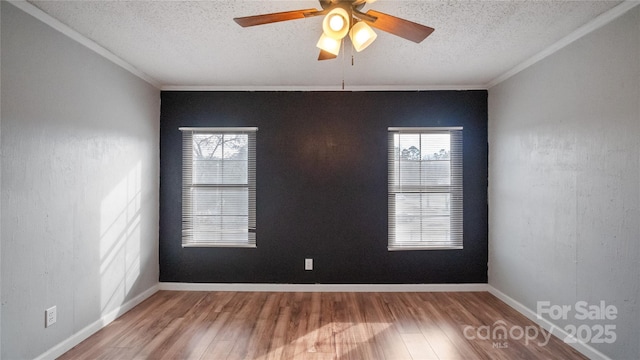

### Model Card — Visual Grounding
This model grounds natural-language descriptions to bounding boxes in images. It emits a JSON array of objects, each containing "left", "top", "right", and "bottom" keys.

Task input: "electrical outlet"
[
  {"left": 45, "top": 306, "right": 57, "bottom": 328},
  {"left": 305, "top": 258, "right": 313, "bottom": 271}
]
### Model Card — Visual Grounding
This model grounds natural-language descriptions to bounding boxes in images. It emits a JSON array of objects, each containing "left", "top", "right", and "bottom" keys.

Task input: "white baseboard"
[
  {"left": 488, "top": 285, "right": 612, "bottom": 360},
  {"left": 158, "top": 282, "right": 489, "bottom": 292},
  {"left": 34, "top": 284, "right": 160, "bottom": 360}
]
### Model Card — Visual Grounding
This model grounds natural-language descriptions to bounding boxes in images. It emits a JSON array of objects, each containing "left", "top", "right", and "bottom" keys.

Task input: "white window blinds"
[
  {"left": 180, "top": 127, "right": 257, "bottom": 247},
  {"left": 388, "top": 127, "right": 463, "bottom": 250}
]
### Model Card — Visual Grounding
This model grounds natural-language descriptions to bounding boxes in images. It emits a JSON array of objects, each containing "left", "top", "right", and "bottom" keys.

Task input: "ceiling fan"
[{"left": 233, "top": 0, "right": 434, "bottom": 61}]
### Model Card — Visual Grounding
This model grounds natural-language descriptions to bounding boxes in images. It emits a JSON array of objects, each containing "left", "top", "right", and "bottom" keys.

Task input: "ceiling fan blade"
[
  {"left": 361, "top": 10, "right": 434, "bottom": 43},
  {"left": 234, "top": 9, "right": 321, "bottom": 27},
  {"left": 318, "top": 50, "right": 338, "bottom": 61}
]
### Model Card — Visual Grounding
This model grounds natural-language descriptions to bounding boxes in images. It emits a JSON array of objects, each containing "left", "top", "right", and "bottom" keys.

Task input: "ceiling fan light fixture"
[
  {"left": 322, "top": 7, "right": 349, "bottom": 40},
  {"left": 234, "top": 1, "right": 435, "bottom": 61},
  {"left": 329, "top": 14, "right": 345, "bottom": 32},
  {"left": 349, "top": 21, "right": 377, "bottom": 52},
  {"left": 316, "top": 33, "right": 341, "bottom": 56}
]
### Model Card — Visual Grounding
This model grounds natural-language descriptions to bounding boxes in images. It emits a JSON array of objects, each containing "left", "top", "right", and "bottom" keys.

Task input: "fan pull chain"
[
  {"left": 351, "top": 39, "right": 354, "bottom": 66},
  {"left": 341, "top": 39, "right": 346, "bottom": 90}
]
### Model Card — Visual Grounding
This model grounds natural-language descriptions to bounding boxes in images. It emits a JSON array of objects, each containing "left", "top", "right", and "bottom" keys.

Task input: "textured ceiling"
[{"left": 27, "top": 0, "right": 625, "bottom": 89}]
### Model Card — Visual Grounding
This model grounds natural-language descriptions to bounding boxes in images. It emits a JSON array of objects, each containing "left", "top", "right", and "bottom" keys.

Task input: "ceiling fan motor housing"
[{"left": 319, "top": 0, "right": 366, "bottom": 11}]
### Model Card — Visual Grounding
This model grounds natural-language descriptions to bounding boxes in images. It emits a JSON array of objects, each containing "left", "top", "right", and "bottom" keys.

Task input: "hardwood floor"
[{"left": 59, "top": 291, "right": 587, "bottom": 360}]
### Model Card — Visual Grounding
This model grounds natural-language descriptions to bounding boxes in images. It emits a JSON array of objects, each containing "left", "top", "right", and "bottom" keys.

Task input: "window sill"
[
  {"left": 388, "top": 245, "right": 463, "bottom": 251},
  {"left": 183, "top": 244, "right": 257, "bottom": 249}
]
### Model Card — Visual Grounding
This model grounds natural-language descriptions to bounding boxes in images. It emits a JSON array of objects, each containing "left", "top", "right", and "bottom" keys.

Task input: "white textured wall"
[
  {"left": 1, "top": 2, "right": 160, "bottom": 359},
  {"left": 488, "top": 6, "right": 640, "bottom": 359}
]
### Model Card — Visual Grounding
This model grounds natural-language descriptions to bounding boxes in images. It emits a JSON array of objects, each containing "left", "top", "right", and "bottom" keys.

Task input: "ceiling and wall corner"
[
  {"left": 9, "top": 0, "right": 638, "bottom": 90},
  {"left": 7, "top": 0, "right": 161, "bottom": 89},
  {"left": 486, "top": 0, "right": 640, "bottom": 88}
]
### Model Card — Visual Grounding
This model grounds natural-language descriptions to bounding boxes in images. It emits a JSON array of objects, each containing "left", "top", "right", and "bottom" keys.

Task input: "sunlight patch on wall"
[{"left": 99, "top": 161, "right": 142, "bottom": 312}]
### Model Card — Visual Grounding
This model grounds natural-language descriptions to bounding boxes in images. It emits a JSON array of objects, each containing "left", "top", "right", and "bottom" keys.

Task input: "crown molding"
[{"left": 161, "top": 84, "right": 487, "bottom": 91}]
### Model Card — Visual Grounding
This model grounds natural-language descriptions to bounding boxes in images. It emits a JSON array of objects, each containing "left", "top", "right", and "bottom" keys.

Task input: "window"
[
  {"left": 180, "top": 127, "right": 257, "bottom": 247},
  {"left": 388, "top": 127, "right": 463, "bottom": 250}
]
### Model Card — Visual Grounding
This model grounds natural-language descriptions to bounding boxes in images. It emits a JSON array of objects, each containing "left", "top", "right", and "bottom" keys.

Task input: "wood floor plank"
[
  {"left": 92, "top": 347, "right": 140, "bottom": 360},
  {"left": 200, "top": 340, "right": 234, "bottom": 360},
  {"left": 436, "top": 292, "right": 510, "bottom": 360},
  {"left": 421, "top": 292, "right": 491, "bottom": 359},
  {"left": 59, "top": 290, "right": 588, "bottom": 360},
  {"left": 244, "top": 294, "right": 284, "bottom": 360},
  {"left": 264, "top": 302, "right": 292, "bottom": 360},
  {"left": 132, "top": 317, "right": 185, "bottom": 360},
  {"left": 288, "top": 293, "right": 314, "bottom": 359},
  {"left": 185, "top": 311, "right": 232, "bottom": 360},
  {"left": 401, "top": 333, "right": 439, "bottom": 360},
  {"left": 313, "top": 293, "right": 336, "bottom": 355},
  {"left": 363, "top": 293, "right": 414, "bottom": 360}
]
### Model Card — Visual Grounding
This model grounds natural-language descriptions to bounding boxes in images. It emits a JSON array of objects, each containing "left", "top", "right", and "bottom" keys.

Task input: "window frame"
[
  {"left": 388, "top": 127, "right": 463, "bottom": 251},
  {"left": 180, "top": 127, "right": 257, "bottom": 248}
]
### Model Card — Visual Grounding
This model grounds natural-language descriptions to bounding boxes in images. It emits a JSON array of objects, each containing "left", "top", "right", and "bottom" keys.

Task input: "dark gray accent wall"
[{"left": 160, "top": 91, "right": 487, "bottom": 284}]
